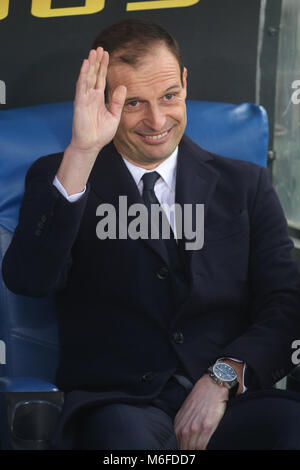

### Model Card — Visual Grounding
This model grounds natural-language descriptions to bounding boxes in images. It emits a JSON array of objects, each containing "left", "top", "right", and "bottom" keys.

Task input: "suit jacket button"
[
  {"left": 156, "top": 266, "right": 168, "bottom": 280},
  {"left": 142, "top": 372, "right": 156, "bottom": 382},
  {"left": 173, "top": 332, "right": 184, "bottom": 344}
]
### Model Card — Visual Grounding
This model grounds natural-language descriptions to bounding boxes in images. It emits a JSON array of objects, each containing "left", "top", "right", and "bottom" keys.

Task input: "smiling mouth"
[
  {"left": 144, "top": 131, "right": 168, "bottom": 140},
  {"left": 137, "top": 128, "right": 172, "bottom": 144}
]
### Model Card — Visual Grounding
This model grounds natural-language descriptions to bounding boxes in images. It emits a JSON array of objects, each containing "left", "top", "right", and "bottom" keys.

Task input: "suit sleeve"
[
  {"left": 218, "top": 166, "right": 300, "bottom": 389},
  {"left": 2, "top": 154, "right": 90, "bottom": 297}
]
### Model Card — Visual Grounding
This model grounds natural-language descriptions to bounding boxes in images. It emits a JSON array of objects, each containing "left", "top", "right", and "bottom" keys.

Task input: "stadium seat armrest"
[
  {"left": 0, "top": 377, "right": 63, "bottom": 450},
  {"left": 0, "top": 376, "right": 60, "bottom": 392}
]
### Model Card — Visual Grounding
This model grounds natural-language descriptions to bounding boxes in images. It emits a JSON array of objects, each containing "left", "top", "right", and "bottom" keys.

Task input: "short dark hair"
[{"left": 92, "top": 18, "right": 184, "bottom": 79}]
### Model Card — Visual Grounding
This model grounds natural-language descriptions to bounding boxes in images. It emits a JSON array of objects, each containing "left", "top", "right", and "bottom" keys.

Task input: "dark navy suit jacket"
[{"left": 3, "top": 135, "right": 300, "bottom": 446}]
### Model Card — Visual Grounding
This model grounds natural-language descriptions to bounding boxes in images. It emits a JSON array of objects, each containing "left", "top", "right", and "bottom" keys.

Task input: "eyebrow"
[{"left": 125, "top": 84, "right": 181, "bottom": 103}]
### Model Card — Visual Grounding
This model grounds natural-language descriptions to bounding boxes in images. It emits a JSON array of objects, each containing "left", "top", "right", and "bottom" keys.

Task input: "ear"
[
  {"left": 181, "top": 67, "right": 187, "bottom": 99},
  {"left": 182, "top": 67, "right": 188, "bottom": 90}
]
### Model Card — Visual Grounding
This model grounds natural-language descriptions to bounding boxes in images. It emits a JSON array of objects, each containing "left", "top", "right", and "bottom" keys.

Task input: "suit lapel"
[
  {"left": 89, "top": 142, "right": 169, "bottom": 265},
  {"left": 175, "top": 135, "right": 220, "bottom": 271}
]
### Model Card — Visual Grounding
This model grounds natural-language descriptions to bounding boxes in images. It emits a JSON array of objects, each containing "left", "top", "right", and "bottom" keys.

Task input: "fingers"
[
  {"left": 74, "top": 58, "right": 89, "bottom": 105},
  {"left": 86, "top": 47, "right": 104, "bottom": 93},
  {"left": 187, "top": 415, "right": 216, "bottom": 450},
  {"left": 175, "top": 415, "right": 213, "bottom": 450},
  {"left": 174, "top": 398, "right": 227, "bottom": 450},
  {"left": 95, "top": 49, "right": 109, "bottom": 91},
  {"left": 75, "top": 47, "right": 107, "bottom": 104},
  {"left": 109, "top": 85, "right": 127, "bottom": 119},
  {"left": 174, "top": 404, "right": 195, "bottom": 450}
]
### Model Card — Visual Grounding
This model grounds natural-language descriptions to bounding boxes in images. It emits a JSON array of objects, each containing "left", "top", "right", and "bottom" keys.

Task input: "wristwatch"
[{"left": 207, "top": 361, "right": 239, "bottom": 399}]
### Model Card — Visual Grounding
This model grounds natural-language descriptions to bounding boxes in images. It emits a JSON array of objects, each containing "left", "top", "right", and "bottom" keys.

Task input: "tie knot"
[{"left": 142, "top": 171, "right": 160, "bottom": 191}]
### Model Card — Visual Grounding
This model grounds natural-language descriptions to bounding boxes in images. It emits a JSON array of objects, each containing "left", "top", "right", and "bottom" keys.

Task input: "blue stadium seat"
[{"left": 0, "top": 100, "right": 269, "bottom": 449}]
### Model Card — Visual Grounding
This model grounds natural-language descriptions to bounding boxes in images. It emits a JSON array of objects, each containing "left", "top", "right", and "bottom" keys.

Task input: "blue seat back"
[
  {"left": 185, "top": 101, "right": 268, "bottom": 166},
  {"left": 0, "top": 226, "right": 59, "bottom": 383},
  {"left": 0, "top": 100, "right": 269, "bottom": 384}
]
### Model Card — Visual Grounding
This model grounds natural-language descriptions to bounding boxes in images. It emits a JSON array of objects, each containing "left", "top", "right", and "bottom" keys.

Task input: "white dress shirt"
[
  {"left": 53, "top": 147, "right": 247, "bottom": 392},
  {"left": 53, "top": 147, "right": 178, "bottom": 232}
]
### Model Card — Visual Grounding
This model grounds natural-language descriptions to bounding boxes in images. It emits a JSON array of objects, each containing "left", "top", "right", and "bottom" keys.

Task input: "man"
[{"left": 3, "top": 19, "right": 300, "bottom": 450}]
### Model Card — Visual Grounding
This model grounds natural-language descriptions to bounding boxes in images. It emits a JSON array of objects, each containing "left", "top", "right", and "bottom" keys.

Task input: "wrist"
[
  {"left": 67, "top": 141, "right": 101, "bottom": 160},
  {"left": 204, "top": 373, "right": 229, "bottom": 399},
  {"left": 57, "top": 144, "right": 99, "bottom": 195}
]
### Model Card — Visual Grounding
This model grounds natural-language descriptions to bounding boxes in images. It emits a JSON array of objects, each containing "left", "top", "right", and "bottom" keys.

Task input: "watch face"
[{"left": 213, "top": 362, "right": 237, "bottom": 382}]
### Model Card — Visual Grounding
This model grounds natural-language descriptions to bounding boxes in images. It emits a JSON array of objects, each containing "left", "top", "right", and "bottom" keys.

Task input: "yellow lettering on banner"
[
  {"left": 31, "top": 0, "right": 105, "bottom": 18},
  {"left": 0, "top": 0, "right": 9, "bottom": 20},
  {"left": 126, "top": 0, "right": 200, "bottom": 11}
]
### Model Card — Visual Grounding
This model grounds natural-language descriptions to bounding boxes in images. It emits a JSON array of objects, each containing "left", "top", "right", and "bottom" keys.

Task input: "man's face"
[{"left": 107, "top": 44, "right": 187, "bottom": 169}]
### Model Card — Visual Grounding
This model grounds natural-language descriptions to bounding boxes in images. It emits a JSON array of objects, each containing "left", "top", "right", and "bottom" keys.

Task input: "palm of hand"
[{"left": 71, "top": 47, "right": 126, "bottom": 153}]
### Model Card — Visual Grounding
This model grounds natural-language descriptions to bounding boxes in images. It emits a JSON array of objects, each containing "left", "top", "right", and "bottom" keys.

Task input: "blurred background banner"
[{"left": 0, "top": 0, "right": 262, "bottom": 108}]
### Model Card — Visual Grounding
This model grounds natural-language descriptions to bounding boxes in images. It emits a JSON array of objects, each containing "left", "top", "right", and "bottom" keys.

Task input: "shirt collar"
[{"left": 122, "top": 146, "right": 178, "bottom": 192}]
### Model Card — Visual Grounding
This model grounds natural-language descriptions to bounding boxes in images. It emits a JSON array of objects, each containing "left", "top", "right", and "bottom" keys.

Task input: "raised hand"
[
  {"left": 57, "top": 47, "right": 127, "bottom": 195},
  {"left": 71, "top": 47, "right": 127, "bottom": 153}
]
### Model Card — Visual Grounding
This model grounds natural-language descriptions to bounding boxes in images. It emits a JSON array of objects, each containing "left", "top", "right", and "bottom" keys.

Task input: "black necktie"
[
  {"left": 142, "top": 171, "right": 173, "bottom": 236},
  {"left": 141, "top": 171, "right": 161, "bottom": 213},
  {"left": 141, "top": 171, "right": 179, "bottom": 266}
]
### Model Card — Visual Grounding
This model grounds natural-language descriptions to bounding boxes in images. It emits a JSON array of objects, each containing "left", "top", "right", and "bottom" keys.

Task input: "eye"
[
  {"left": 163, "top": 93, "right": 175, "bottom": 102},
  {"left": 126, "top": 100, "right": 140, "bottom": 108}
]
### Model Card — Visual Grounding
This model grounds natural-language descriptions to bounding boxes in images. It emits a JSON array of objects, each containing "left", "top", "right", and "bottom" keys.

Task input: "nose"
[{"left": 143, "top": 103, "right": 167, "bottom": 131}]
